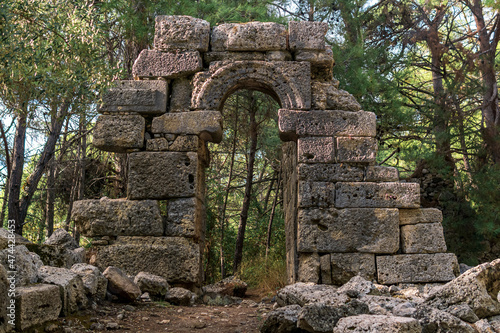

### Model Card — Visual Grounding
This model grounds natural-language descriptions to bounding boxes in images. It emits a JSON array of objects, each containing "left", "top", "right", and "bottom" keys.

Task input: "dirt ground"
[{"left": 45, "top": 290, "right": 274, "bottom": 333}]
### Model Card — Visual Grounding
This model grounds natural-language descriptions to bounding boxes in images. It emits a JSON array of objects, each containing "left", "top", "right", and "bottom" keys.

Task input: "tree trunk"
[{"left": 45, "top": 157, "right": 56, "bottom": 238}]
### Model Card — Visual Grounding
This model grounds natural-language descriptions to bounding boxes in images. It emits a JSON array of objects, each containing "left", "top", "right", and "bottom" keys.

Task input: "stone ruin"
[{"left": 72, "top": 16, "right": 459, "bottom": 289}]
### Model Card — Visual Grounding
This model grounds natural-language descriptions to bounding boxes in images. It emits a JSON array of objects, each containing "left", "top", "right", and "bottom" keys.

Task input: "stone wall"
[{"left": 73, "top": 15, "right": 458, "bottom": 287}]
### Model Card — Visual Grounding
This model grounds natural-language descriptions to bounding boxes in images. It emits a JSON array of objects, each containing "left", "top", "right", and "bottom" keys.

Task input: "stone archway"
[{"left": 72, "top": 15, "right": 459, "bottom": 288}]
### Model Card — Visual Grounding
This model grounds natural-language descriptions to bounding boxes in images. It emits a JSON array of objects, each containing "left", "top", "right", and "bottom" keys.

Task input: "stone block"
[
  {"left": 376, "top": 253, "right": 459, "bottom": 284},
  {"left": 165, "top": 197, "right": 197, "bottom": 237},
  {"left": 336, "top": 182, "right": 420, "bottom": 208},
  {"left": 278, "top": 109, "right": 376, "bottom": 140},
  {"left": 154, "top": 15, "right": 210, "bottom": 52},
  {"left": 103, "top": 266, "right": 141, "bottom": 302},
  {"left": 72, "top": 198, "right": 163, "bottom": 237},
  {"left": 298, "top": 137, "right": 335, "bottom": 163},
  {"left": 297, "top": 253, "right": 320, "bottom": 283},
  {"left": 320, "top": 254, "right": 332, "bottom": 285},
  {"left": 132, "top": 50, "right": 203, "bottom": 79},
  {"left": 98, "top": 80, "right": 168, "bottom": 114},
  {"left": 399, "top": 208, "right": 443, "bottom": 225},
  {"left": 298, "top": 181, "right": 335, "bottom": 208},
  {"left": 334, "top": 315, "right": 422, "bottom": 333},
  {"left": 146, "top": 137, "right": 169, "bottom": 151},
  {"left": 170, "top": 77, "right": 193, "bottom": 111},
  {"left": 71, "top": 263, "right": 108, "bottom": 301},
  {"left": 89, "top": 236, "right": 201, "bottom": 285},
  {"left": 365, "top": 166, "right": 399, "bottom": 182},
  {"left": 25, "top": 243, "right": 84, "bottom": 269},
  {"left": 266, "top": 50, "right": 292, "bottom": 61},
  {"left": 127, "top": 152, "right": 198, "bottom": 200},
  {"left": 297, "top": 208, "right": 399, "bottom": 253},
  {"left": 203, "top": 51, "right": 266, "bottom": 64},
  {"left": 311, "top": 82, "right": 362, "bottom": 111},
  {"left": 289, "top": 21, "right": 328, "bottom": 51},
  {"left": 147, "top": 135, "right": 199, "bottom": 152},
  {"left": 336, "top": 137, "right": 377, "bottom": 163},
  {"left": 295, "top": 49, "right": 334, "bottom": 68},
  {"left": 0, "top": 245, "right": 42, "bottom": 286},
  {"left": 331, "top": 253, "right": 376, "bottom": 285},
  {"left": 14, "top": 284, "right": 62, "bottom": 331},
  {"left": 93, "top": 115, "right": 145, "bottom": 153},
  {"left": 401, "top": 223, "right": 447, "bottom": 254},
  {"left": 211, "top": 22, "right": 287, "bottom": 51},
  {"left": 151, "top": 111, "right": 222, "bottom": 143},
  {"left": 298, "top": 163, "right": 365, "bottom": 182}
]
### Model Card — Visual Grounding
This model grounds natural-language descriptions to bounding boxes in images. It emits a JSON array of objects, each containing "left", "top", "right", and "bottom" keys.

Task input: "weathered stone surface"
[
  {"left": 401, "top": 223, "right": 447, "bottom": 254},
  {"left": 71, "top": 263, "right": 108, "bottom": 301},
  {"left": 211, "top": 22, "right": 287, "bottom": 51},
  {"left": 154, "top": 16, "right": 210, "bottom": 52},
  {"left": 90, "top": 237, "right": 201, "bottom": 285},
  {"left": 295, "top": 49, "right": 333, "bottom": 68},
  {"left": 44, "top": 228, "right": 79, "bottom": 250},
  {"left": 14, "top": 284, "right": 62, "bottom": 331},
  {"left": 311, "top": 82, "right": 362, "bottom": 111},
  {"left": 202, "top": 276, "right": 248, "bottom": 298},
  {"left": 320, "top": 254, "right": 332, "bottom": 285},
  {"left": 165, "top": 287, "right": 196, "bottom": 306},
  {"left": 103, "top": 266, "right": 141, "bottom": 302},
  {"left": 151, "top": 111, "right": 222, "bottom": 143},
  {"left": 298, "top": 137, "right": 335, "bottom": 163},
  {"left": 165, "top": 197, "right": 197, "bottom": 237},
  {"left": 127, "top": 152, "right": 198, "bottom": 200},
  {"left": 170, "top": 77, "right": 193, "bottom": 111},
  {"left": 289, "top": 21, "right": 328, "bottom": 51},
  {"left": 0, "top": 245, "right": 42, "bottom": 286},
  {"left": 260, "top": 305, "right": 303, "bottom": 333},
  {"left": 336, "top": 182, "right": 420, "bottom": 208},
  {"left": 25, "top": 243, "right": 84, "bottom": 269},
  {"left": 134, "top": 272, "right": 169, "bottom": 298},
  {"left": 365, "top": 166, "right": 399, "bottom": 182},
  {"left": 38, "top": 266, "right": 88, "bottom": 315},
  {"left": 147, "top": 135, "right": 199, "bottom": 152},
  {"left": 72, "top": 198, "right": 163, "bottom": 237},
  {"left": 279, "top": 109, "right": 376, "bottom": 140},
  {"left": 93, "top": 115, "right": 145, "bottom": 153},
  {"left": 204, "top": 51, "right": 265, "bottom": 64},
  {"left": 132, "top": 50, "right": 203, "bottom": 79},
  {"left": 277, "top": 282, "right": 339, "bottom": 307},
  {"left": 376, "top": 253, "right": 459, "bottom": 284},
  {"left": 425, "top": 259, "right": 500, "bottom": 318},
  {"left": 413, "top": 305, "right": 476, "bottom": 333},
  {"left": 298, "top": 163, "right": 365, "bottom": 182},
  {"left": 336, "top": 137, "right": 377, "bottom": 163},
  {"left": 0, "top": 265, "right": 7, "bottom": 332},
  {"left": 334, "top": 315, "right": 422, "bottom": 333},
  {"left": 98, "top": 80, "right": 168, "bottom": 114},
  {"left": 337, "top": 276, "right": 380, "bottom": 297},
  {"left": 331, "top": 253, "right": 376, "bottom": 285},
  {"left": 298, "top": 253, "right": 320, "bottom": 283},
  {"left": 266, "top": 50, "right": 292, "bottom": 61},
  {"left": 192, "top": 61, "right": 311, "bottom": 110},
  {"left": 297, "top": 208, "right": 399, "bottom": 253},
  {"left": 399, "top": 208, "right": 443, "bottom": 225},
  {"left": 0, "top": 228, "right": 30, "bottom": 250},
  {"left": 298, "top": 299, "right": 370, "bottom": 332}
]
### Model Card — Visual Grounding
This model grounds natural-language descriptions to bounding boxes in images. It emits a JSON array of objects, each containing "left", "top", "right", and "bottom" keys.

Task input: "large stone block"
[
  {"left": 298, "top": 163, "right": 365, "bottom": 182},
  {"left": 154, "top": 15, "right": 210, "bottom": 52},
  {"left": 297, "top": 208, "right": 399, "bottom": 253},
  {"left": 399, "top": 208, "right": 443, "bottom": 225},
  {"left": 331, "top": 253, "right": 376, "bottom": 285},
  {"left": 0, "top": 245, "right": 42, "bottom": 286},
  {"left": 14, "top": 284, "right": 62, "bottom": 331},
  {"left": 334, "top": 315, "right": 422, "bottom": 333},
  {"left": 89, "top": 236, "right": 201, "bottom": 285},
  {"left": 211, "top": 22, "right": 287, "bottom": 51},
  {"left": 132, "top": 50, "right": 203, "bottom": 79},
  {"left": 98, "top": 80, "right": 168, "bottom": 114},
  {"left": 151, "top": 111, "right": 222, "bottom": 143},
  {"left": 336, "top": 182, "right": 420, "bottom": 208},
  {"left": 93, "top": 115, "right": 145, "bottom": 153},
  {"left": 401, "top": 223, "right": 447, "bottom": 254},
  {"left": 127, "top": 152, "right": 198, "bottom": 200},
  {"left": 298, "top": 137, "right": 335, "bottom": 163},
  {"left": 376, "top": 253, "right": 459, "bottom": 284},
  {"left": 297, "top": 253, "right": 320, "bottom": 283},
  {"left": 289, "top": 21, "right": 328, "bottom": 51},
  {"left": 25, "top": 243, "right": 84, "bottom": 269},
  {"left": 279, "top": 109, "right": 376, "bottom": 140},
  {"left": 165, "top": 197, "right": 197, "bottom": 237},
  {"left": 311, "top": 82, "right": 362, "bottom": 111},
  {"left": 295, "top": 49, "right": 334, "bottom": 69},
  {"left": 365, "top": 166, "right": 399, "bottom": 182},
  {"left": 72, "top": 198, "right": 163, "bottom": 237},
  {"left": 298, "top": 181, "right": 335, "bottom": 208},
  {"left": 146, "top": 135, "right": 199, "bottom": 152},
  {"left": 337, "top": 137, "right": 377, "bottom": 163},
  {"left": 170, "top": 77, "right": 193, "bottom": 111}
]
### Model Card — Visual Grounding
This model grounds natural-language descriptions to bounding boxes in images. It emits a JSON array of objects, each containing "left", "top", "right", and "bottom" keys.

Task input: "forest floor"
[{"left": 45, "top": 289, "right": 273, "bottom": 333}]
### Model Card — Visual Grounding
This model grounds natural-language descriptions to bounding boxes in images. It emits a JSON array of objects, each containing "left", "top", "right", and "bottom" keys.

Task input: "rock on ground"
[
  {"left": 71, "top": 263, "right": 108, "bottom": 301},
  {"left": 44, "top": 228, "right": 79, "bottom": 249},
  {"left": 103, "top": 266, "right": 141, "bottom": 302},
  {"left": 165, "top": 287, "right": 196, "bottom": 306},
  {"left": 333, "top": 315, "right": 421, "bottom": 333},
  {"left": 134, "top": 272, "right": 169, "bottom": 299},
  {"left": 0, "top": 245, "right": 42, "bottom": 285},
  {"left": 260, "top": 305, "right": 306, "bottom": 333}
]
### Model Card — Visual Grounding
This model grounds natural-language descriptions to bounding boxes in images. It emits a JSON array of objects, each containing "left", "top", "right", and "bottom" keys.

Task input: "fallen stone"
[
  {"left": 14, "top": 284, "right": 62, "bottom": 331},
  {"left": 165, "top": 287, "right": 196, "bottom": 306},
  {"left": 359, "top": 295, "right": 414, "bottom": 316},
  {"left": 289, "top": 21, "right": 328, "bottom": 51},
  {"left": 103, "top": 266, "right": 141, "bottom": 302},
  {"left": 132, "top": 50, "right": 203, "bottom": 79},
  {"left": 0, "top": 245, "right": 42, "bottom": 286},
  {"left": 365, "top": 166, "right": 399, "bottom": 182},
  {"left": 474, "top": 319, "right": 496, "bottom": 333},
  {"left": 154, "top": 15, "right": 210, "bottom": 52},
  {"left": 399, "top": 208, "right": 443, "bottom": 225},
  {"left": 336, "top": 137, "right": 377, "bottom": 163},
  {"left": 331, "top": 253, "right": 376, "bottom": 285},
  {"left": 202, "top": 276, "right": 247, "bottom": 298},
  {"left": 297, "top": 137, "right": 335, "bottom": 163},
  {"left": 276, "top": 283, "right": 339, "bottom": 307},
  {"left": 211, "top": 22, "right": 287, "bottom": 51},
  {"left": 44, "top": 229, "right": 78, "bottom": 250},
  {"left": 0, "top": 228, "right": 31, "bottom": 250},
  {"left": 333, "top": 315, "right": 421, "bottom": 333},
  {"left": 134, "top": 272, "right": 169, "bottom": 299},
  {"left": 72, "top": 198, "right": 163, "bottom": 237},
  {"left": 401, "top": 223, "right": 447, "bottom": 254},
  {"left": 93, "top": 115, "right": 145, "bottom": 153},
  {"left": 298, "top": 163, "right": 364, "bottom": 182},
  {"left": 71, "top": 263, "right": 108, "bottom": 301},
  {"left": 337, "top": 276, "right": 380, "bottom": 297},
  {"left": 413, "top": 304, "right": 476, "bottom": 333},
  {"left": 335, "top": 182, "right": 420, "bottom": 208},
  {"left": 260, "top": 304, "right": 303, "bottom": 333},
  {"left": 25, "top": 243, "right": 84, "bottom": 269}
]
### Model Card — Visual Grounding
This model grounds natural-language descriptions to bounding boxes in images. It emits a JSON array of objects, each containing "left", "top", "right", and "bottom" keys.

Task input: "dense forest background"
[{"left": 0, "top": 0, "right": 499, "bottom": 290}]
